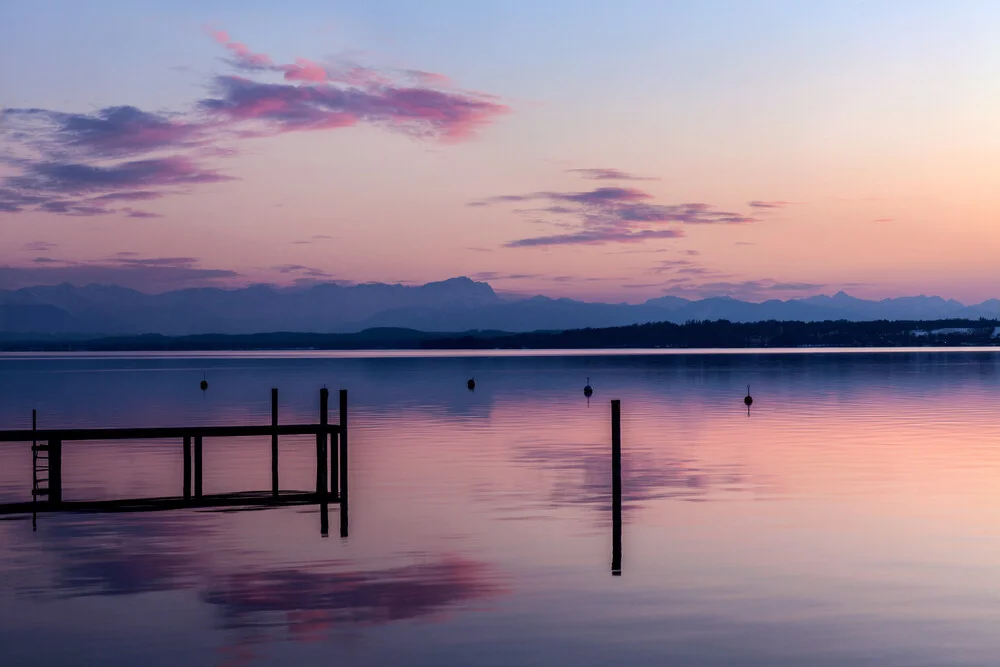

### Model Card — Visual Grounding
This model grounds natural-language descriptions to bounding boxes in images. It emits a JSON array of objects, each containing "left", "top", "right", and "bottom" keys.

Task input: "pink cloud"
[
  {"left": 748, "top": 200, "right": 791, "bottom": 209},
  {"left": 280, "top": 58, "right": 329, "bottom": 82},
  {"left": 0, "top": 29, "right": 509, "bottom": 218},
  {"left": 209, "top": 28, "right": 273, "bottom": 69}
]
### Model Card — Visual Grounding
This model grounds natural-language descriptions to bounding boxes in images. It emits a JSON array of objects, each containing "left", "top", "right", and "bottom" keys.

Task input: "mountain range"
[{"left": 2, "top": 278, "right": 1000, "bottom": 336}]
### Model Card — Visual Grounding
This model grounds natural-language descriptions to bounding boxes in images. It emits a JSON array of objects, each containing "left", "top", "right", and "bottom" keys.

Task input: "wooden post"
[
  {"left": 320, "top": 499, "right": 330, "bottom": 536},
  {"left": 339, "top": 389, "right": 349, "bottom": 538},
  {"left": 183, "top": 436, "right": 192, "bottom": 500},
  {"left": 49, "top": 439, "right": 62, "bottom": 506},
  {"left": 194, "top": 436, "right": 203, "bottom": 498},
  {"left": 611, "top": 399, "right": 622, "bottom": 576},
  {"left": 271, "top": 388, "right": 279, "bottom": 498},
  {"left": 339, "top": 390, "right": 348, "bottom": 503},
  {"left": 316, "top": 388, "right": 328, "bottom": 499}
]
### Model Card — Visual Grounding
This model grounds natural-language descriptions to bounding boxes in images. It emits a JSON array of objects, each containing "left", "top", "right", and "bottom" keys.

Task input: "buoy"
[
  {"left": 583, "top": 377, "right": 593, "bottom": 397},
  {"left": 467, "top": 377, "right": 475, "bottom": 391},
  {"left": 200, "top": 374, "right": 208, "bottom": 391},
  {"left": 744, "top": 385, "right": 752, "bottom": 406}
]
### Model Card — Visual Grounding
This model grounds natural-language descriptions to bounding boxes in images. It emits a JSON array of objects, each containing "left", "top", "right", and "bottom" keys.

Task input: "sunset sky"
[{"left": 2, "top": 1, "right": 999, "bottom": 303}]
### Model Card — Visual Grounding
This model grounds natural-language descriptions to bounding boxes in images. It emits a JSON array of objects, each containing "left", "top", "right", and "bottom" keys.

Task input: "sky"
[{"left": 2, "top": 0, "right": 1000, "bottom": 303}]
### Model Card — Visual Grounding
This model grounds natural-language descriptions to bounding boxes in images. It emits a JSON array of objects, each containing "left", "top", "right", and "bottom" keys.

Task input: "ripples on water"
[{"left": 1, "top": 350, "right": 1000, "bottom": 666}]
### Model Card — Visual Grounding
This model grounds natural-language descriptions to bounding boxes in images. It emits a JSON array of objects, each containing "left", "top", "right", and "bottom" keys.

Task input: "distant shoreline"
[{"left": 1, "top": 318, "right": 998, "bottom": 352}]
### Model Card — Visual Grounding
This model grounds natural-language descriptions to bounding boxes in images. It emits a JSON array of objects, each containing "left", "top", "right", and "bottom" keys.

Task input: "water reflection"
[
  {"left": 3, "top": 351, "right": 1000, "bottom": 666},
  {"left": 203, "top": 557, "right": 505, "bottom": 631}
]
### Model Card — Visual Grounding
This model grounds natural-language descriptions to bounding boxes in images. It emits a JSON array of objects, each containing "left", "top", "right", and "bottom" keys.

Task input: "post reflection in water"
[{"left": 611, "top": 399, "right": 622, "bottom": 576}]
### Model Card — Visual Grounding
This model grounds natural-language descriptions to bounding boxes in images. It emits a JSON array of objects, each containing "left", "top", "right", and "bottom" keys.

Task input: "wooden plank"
[
  {"left": 0, "top": 490, "right": 318, "bottom": 515},
  {"left": 0, "top": 423, "right": 339, "bottom": 443}
]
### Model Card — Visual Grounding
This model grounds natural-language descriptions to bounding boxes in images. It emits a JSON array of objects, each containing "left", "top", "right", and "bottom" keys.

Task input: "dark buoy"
[
  {"left": 744, "top": 384, "right": 752, "bottom": 416},
  {"left": 200, "top": 374, "right": 208, "bottom": 392},
  {"left": 583, "top": 377, "right": 593, "bottom": 397},
  {"left": 467, "top": 377, "right": 475, "bottom": 391}
]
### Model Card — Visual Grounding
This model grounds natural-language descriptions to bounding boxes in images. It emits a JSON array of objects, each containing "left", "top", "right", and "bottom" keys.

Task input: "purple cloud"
[
  {"left": 748, "top": 200, "right": 791, "bottom": 209},
  {"left": 477, "top": 182, "right": 760, "bottom": 248},
  {"left": 568, "top": 168, "right": 658, "bottom": 181},
  {"left": 0, "top": 29, "right": 509, "bottom": 219},
  {"left": 10, "top": 157, "right": 233, "bottom": 193},
  {"left": 200, "top": 74, "right": 508, "bottom": 141},
  {"left": 0, "top": 256, "right": 240, "bottom": 292},
  {"left": 3, "top": 106, "right": 202, "bottom": 159},
  {"left": 506, "top": 228, "right": 685, "bottom": 247},
  {"left": 92, "top": 191, "right": 166, "bottom": 202}
]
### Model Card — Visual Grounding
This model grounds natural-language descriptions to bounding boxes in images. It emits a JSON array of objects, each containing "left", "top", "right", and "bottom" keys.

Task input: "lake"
[{"left": 2, "top": 349, "right": 1000, "bottom": 666}]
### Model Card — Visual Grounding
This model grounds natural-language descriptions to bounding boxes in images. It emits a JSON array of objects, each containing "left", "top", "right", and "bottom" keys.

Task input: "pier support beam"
[
  {"left": 194, "top": 436, "right": 203, "bottom": 498},
  {"left": 183, "top": 436, "right": 191, "bottom": 500},
  {"left": 611, "top": 400, "right": 622, "bottom": 576},
  {"left": 339, "top": 389, "right": 349, "bottom": 538},
  {"left": 49, "top": 439, "right": 62, "bottom": 507},
  {"left": 316, "top": 388, "right": 328, "bottom": 499},
  {"left": 271, "top": 388, "right": 279, "bottom": 498}
]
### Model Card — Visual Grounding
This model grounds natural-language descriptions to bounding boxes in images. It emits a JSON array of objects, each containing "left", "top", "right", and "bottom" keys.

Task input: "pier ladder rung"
[
  {"left": 32, "top": 445, "right": 48, "bottom": 452},
  {"left": 32, "top": 488, "right": 49, "bottom": 496}
]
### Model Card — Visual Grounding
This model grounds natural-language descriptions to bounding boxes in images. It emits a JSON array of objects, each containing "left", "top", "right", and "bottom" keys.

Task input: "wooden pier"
[{"left": 0, "top": 388, "right": 349, "bottom": 535}]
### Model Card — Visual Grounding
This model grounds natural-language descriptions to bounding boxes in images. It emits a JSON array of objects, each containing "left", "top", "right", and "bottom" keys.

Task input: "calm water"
[{"left": 2, "top": 349, "right": 1000, "bottom": 666}]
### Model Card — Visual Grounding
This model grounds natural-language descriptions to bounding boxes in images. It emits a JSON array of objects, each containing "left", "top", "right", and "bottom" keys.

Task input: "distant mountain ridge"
[{"left": 1, "top": 278, "right": 999, "bottom": 336}]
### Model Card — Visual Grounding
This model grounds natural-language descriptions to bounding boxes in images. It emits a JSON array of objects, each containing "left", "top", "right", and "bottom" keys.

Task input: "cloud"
[
  {"left": 200, "top": 73, "right": 509, "bottom": 141},
  {"left": 476, "top": 182, "right": 759, "bottom": 248},
  {"left": 272, "top": 264, "right": 332, "bottom": 277},
  {"left": 11, "top": 156, "right": 233, "bottom": 194},
  {"left": 467, "top": 272, "right": 543, "bottom": 281},
  {"left": 3, "top": 106, "right": 203, "bottom": 159},
  {"left": 123, "top": 209, "right": 163, "bottom": 219},
  {"left": 0, "top": 256, "right": 240, "bottom": 292},
  {"left": 748, "top": 200, "right": 790, "bottom": 209},
  {"left": 0, "top": 157, "right": 232, "bottom": 217},
  {"left": 92, "top": 191, "right": 166, "bottom": 202},
  {"left": 208, "top": 28, "right": 274, "bottom": 70},
  {"left": 568, "top": 168, "right": 658, "bottom": 181},
  {"left": 659, "top": 278, "right": 828, "bottom": 301},
  {"left": 23, "top": 241, "right": 56, "bottom": 251},
  {"left": 0, "top": 29, "right": 508, "bottom": 219},
  {"left": 874, "top": 217, "right": 893, "bottom": 222}
]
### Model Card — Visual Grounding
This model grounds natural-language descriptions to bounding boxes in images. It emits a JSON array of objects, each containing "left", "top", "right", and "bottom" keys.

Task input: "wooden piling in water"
[
  {"left": 611, "top": 399, "right": 622, "bottom": 576},
  {"left": 339, "top": 389, "right": 349, "bottom": 537},
  {"left": 339, "top": 390, "right": 348, "bottom": 502},
  {"left": 194, "top": 436, "right": 203, "bottom": 498},
  {"left": 183, "top": 436, "right": 192, "bottom": 500},
  {"left": 49, "top": 439, "right": 62, "bottom": 506},
  {"left": 271, "top": 388, "right": 279, "bottom": 498},
  {"left": 316, "top": 388, "right": 328, "bottom": 499}
]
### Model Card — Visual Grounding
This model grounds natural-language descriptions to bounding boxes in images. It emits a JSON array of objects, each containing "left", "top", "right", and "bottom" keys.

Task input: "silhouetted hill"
[
  {"left": 2, "top": 278, "right": 1000, "bottom": 336},
  {"left": 2, "top": 319, "right": 998, "bottom": 351}
]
